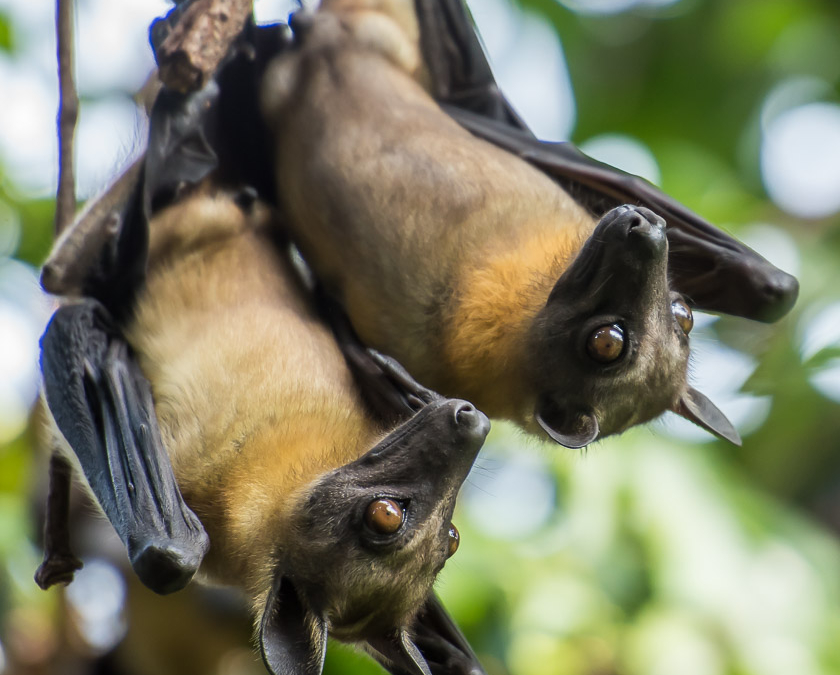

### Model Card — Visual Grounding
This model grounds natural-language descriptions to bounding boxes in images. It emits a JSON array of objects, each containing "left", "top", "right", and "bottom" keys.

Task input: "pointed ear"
[
  {"left": 535, "top": 399, "right": 599, "bottom": 449},
  {"left": 260, "top": 573, "right": 328, "bottom": 675},
  {"left": 671, "top": 387, "right": 741, "bottom": 446},
  {"left": 368, "top": 629, "right": 433, "bottom": 675}
]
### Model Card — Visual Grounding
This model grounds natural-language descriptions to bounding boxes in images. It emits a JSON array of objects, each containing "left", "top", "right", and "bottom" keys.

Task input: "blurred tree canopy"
[{"left": 1, "top": 0, "right": 840, "bottom": 674}]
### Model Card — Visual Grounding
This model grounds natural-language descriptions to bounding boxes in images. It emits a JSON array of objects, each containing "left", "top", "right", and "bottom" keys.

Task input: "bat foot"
[
  {"left": 129, "top": 540, "right": 203, "bottom": 595},
  {"left": 34, "top": 552, "right": 84, "bottom": 590},
  {"left": 366, "top": 349, "right": 441, "bottom": 409}
]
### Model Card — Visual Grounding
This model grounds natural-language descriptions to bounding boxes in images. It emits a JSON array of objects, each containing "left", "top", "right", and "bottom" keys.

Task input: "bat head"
[
  {"left": 259, "top": 398, "right": 489, "bottom": 675},
  {"left": 528, "top": 205, "right": 740, "bottom": 448}
]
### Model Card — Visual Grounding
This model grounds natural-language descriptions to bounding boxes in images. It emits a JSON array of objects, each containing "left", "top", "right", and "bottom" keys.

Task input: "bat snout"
[{"left": 400, "top": 399, "right": 488, "bottom": 481}]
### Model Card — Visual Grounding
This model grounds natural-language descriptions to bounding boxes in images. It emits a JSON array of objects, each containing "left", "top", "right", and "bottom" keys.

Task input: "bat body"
[
  {"left": 130, "top": 187, "right": 488, "bottom": 670},
  {"left": 41, "top": 180, "right": 490, "bottom": 675},
  {"left": 260, "top": 0, "right": 742, "bottom": 447}
]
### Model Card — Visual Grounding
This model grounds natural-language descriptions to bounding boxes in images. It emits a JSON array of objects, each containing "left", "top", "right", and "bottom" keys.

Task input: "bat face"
[
  {"left": 528, "top": 206, "right": 703, "bottom": 447},
  {"left": 281, "top": 399, "right": 486, "bottom": 636},
  {"left": 260, "top": 399, "right": 489, "bottom": 674}
]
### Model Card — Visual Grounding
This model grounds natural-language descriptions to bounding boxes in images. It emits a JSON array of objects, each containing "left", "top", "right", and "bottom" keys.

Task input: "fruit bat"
[
  {"left": 258, "top": 0, "right": 798, "bottom": 448},
  {"left": 38, "top": 57, "right": 491, "bottom": 675},
  {"left": 40, "top": 181, "right": 491, "bottom": 675}
]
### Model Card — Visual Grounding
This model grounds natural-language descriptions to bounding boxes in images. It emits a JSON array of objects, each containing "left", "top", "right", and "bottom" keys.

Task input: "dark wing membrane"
[
  {"left": 41, "top": 301, "right": 209, "bottom": 594},
  {"left": 414, "top": 0, "right": 530, "bottom": 132},
  {"left": 416, "top": 0, "right": 798, "bottom": 323},
  {"left": 146, "top": 20, "right": 291, "bottom": 211},
  {"left": 144, "top": 82, "right": 220, "bottom": 213}
]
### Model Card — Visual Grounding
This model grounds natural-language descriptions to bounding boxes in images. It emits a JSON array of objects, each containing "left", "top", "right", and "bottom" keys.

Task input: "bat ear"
[
  {"left": 671, "top": 387, "right": 742, "bottom": 446},
  {"left": 368, "top": 629, "right": 433, "bottom": 675},
  {"left": 260, "top": 573, "right": 327, "bottom": 675},
  {"left": 535, "top": 399, "right": 599, "bottom": 449}
]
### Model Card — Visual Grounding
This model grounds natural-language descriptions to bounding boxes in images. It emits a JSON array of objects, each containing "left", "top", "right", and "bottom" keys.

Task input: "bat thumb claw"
[{"left": 129, "top": 540, "right": 203, "bottom": 595}]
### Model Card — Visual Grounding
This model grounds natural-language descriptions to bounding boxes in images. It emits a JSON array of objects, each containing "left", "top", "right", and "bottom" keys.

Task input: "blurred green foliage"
[
  {"left": 2, "top": 0, "right": 840, "bottom": 674},
  {"left": 0, "top": 13, "right": 12, "bottom": 53}
]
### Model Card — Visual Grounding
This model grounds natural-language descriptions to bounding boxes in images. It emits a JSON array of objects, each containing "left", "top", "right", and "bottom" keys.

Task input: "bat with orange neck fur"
[
  {"left": 258, "top": 0, "right": 792, "bottom": 448},
  {"left": 40, "top": 179, "right": 491, "bottom": 675},
  {"left": 38, "top": 35, "right": 491, "bottom": 670}
]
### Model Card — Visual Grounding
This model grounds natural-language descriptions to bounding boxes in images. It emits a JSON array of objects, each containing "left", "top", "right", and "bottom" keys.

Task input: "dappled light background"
[{"left": 1, "top": 0, "right": 840, "bottom": 673}]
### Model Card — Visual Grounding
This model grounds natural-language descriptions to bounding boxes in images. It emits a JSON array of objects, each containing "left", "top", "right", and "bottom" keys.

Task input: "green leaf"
[{"left": 0, "top": 12, "right": 13, "bottom": 53}]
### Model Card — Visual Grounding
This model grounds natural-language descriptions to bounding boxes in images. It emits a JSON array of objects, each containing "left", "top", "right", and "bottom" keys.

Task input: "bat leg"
[
  {"left": 34, "top": 452, "right": 84, "bottom": 589},
  {"left": 40, "top": 300, "right": 209, "bottom": 595}
]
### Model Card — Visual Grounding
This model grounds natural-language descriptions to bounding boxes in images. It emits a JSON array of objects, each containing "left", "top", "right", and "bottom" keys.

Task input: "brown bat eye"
[
  {"left": 671, "top": 299, "right": 694, "bottom": 335},
  {"left": 586, "top": 324, "right": 625, "bottom": 363},
  {"left": 365, "top": 498, "right": 404, "bottom": 534},
  {"left": 447, "top": 524, "right": 460, "bottom": 558}
]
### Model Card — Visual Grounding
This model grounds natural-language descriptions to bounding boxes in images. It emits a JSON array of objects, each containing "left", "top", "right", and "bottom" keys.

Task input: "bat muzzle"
[{"left": 548, "top": 204, "right": 669, "bottom": 311}]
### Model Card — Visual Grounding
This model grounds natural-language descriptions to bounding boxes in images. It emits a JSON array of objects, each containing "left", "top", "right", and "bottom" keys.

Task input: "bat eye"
[
  {"left": 447, "top": 524, "right": 460, "bottom": 558},
  {"left": 365, "top": 498, "right": 404, "bottom": 534},
  {"left": 671, "top": 298, "right": 694, "bottom": 335},
  {"left": 586, "top": 324, "right": 625, "bottom": 363}
]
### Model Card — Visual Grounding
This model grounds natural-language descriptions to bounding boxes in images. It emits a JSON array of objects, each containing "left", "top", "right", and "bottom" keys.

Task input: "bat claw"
[
  {"left": 34, "top": 553, "right": 84, "bottom": 590},
  {"left": 129, "top": 540, "right": 203, "bottom": 595},
  {"left": 367, "top": 349, "right": 441, "bottom": 408}
]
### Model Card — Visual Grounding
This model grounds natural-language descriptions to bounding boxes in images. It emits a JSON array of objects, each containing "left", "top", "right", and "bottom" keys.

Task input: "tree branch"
[
  {"left": 54, "top": 0, "right": 78, "bottom": 236},
  {"left": 155, "top": 0, "right": 254, "bottom": 94}
]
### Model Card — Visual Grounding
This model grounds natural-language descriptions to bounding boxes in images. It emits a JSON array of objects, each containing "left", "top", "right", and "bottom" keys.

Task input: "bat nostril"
[
  {"left": 454, "top": 402, "right": 476, "bottom": 426},
  {"left": 624, "top": 208, "right": 666, "bottom": 248},
  {"left": 450, "top": 401, "right": 491, "bottom": 441}
]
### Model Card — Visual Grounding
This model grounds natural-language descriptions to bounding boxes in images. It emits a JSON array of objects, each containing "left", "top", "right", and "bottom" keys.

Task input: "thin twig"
[
  {"left": 34, "top": 0, "right": 83, "bottom": 592},
  {"left": 156, "top": 0, "right": 254, "bottom": 94},
  {"left": 54, "top": 0, "right": 78, "bottom": 236}
]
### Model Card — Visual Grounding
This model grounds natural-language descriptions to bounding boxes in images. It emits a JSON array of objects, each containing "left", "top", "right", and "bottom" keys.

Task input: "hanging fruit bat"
[
  {"left": 258, "top": 0, "right": 798, "bottom": 448},
  {"left": 38, "top": 55, "right": 490, "bottom": 674},
  {"left": 40, "top": 181, "right": 490, "bottom": 675}
]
